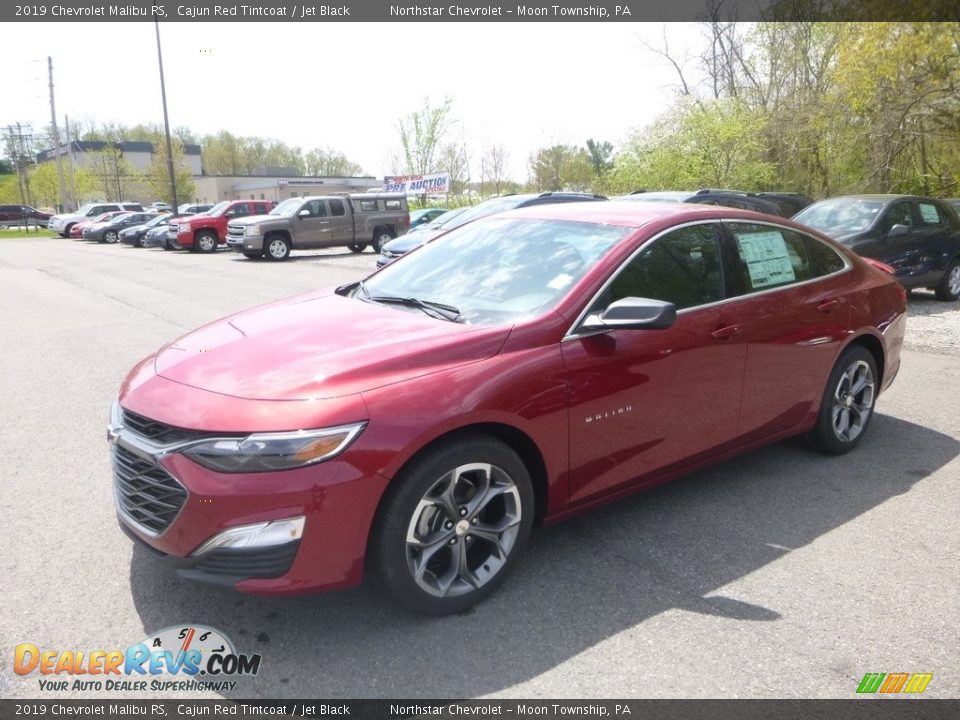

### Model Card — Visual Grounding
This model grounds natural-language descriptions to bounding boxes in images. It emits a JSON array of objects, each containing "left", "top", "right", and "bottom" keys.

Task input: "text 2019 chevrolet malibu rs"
[{"left": 109, "top": 202, "right": 906, "bottom": 614}]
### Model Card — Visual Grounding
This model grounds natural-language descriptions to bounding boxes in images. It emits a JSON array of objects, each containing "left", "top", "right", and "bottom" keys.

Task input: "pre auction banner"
[{"left": 384, "top": 173, "right": 450, "bottom": 194}]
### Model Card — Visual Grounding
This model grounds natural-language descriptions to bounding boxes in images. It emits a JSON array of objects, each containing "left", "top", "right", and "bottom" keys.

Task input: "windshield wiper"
[{"left": 357, "top": 283, "right": 462, "bottom": 322}]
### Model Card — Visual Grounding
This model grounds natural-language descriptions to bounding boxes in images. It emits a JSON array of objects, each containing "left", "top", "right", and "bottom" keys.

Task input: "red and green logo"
[{"left": 857, "top": 673, "right": 933, "bottom": 694}]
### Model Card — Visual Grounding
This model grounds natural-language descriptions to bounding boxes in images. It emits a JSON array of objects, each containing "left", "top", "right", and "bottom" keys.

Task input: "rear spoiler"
[{"left": 862, "top": 257, "right": 895, "bottom": 275}]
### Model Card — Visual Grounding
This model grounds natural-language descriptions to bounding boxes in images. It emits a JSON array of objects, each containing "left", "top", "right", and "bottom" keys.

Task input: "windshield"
[
  {"left": 794, "top": 199, "right": 884, "bottom": 237},
  {"left": 144, "top": 213, "right": 171, "bottom": 228},
  {"left": 204, "top": 201, "right": 231, "bottom": 217},
  {"left": 360, "top": 218, "right": 630, "bottom": 325},
  {"left": 270, "top": 198, "right": 303, "bottom": 217},
  {"left": 440, "top": 197, "right": 527, "bottom": 230}
]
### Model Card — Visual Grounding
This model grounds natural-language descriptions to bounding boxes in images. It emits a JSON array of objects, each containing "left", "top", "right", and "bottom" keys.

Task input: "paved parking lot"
[{"left": 1, "top": 237, "right": 958, "bottom": 699}]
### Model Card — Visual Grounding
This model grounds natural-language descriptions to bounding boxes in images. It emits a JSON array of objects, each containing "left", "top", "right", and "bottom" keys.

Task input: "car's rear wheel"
[
  {"left": 369, "top": 435, "right": 534, "bottom": 615},
  {"left": 103, "top": 230, "right": 119, "bottom": 244},
  {"left": 194, "top": 230, "right": 218, "bottom": 253},
  {"left": 371, "top": 228, "right": 394, "bottom": 254},
  {"left": 807, "top": 345, "right": 878, "bottom": 455},
  {"left": 265, "top": 235, "right": 291, "bottom": 261},
  {"left": 347, "top": 242, "right": 367, "bottom": 253},
  {"left": 138, "top": 234, "right": 149, "bottom": 248},
  {"left": 934, "top": 260, "right": 960, "bottom": 301}
]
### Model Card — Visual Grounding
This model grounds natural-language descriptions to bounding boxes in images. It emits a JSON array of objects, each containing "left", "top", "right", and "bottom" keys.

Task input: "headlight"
[
  {"left": 244, "top": 224, "right": 262, "bottom": 237},
  {"left": 181, "top": 422, "right": 367, "bottom": 473}
]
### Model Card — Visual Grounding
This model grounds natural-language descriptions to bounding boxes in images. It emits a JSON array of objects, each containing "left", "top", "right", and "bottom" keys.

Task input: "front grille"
[
  {"left": 227, "top": 225, "right": 244, "bottom": 238},
  {"left": 121, "top": 409, "right": 209, "bottom": 445},
  {"left": 112, "top": 444, "right": 187, "bottom": 535}
]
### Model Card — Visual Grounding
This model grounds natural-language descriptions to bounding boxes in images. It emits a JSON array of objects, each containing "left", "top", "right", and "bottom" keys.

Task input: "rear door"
[
  {"left": 873, "top": 200, "right": 925, "bottom": 284},
  {"left": 720, "top": 221, "right": 852, "bottom": 441},
  {"left": 327, "top": 199, "right": 353, "bottom": 245},
  {"left": 912, "top": 200, "right": 960, "bottom": 286}
]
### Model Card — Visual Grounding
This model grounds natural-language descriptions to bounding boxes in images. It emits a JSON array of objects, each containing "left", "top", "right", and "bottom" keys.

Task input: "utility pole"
[
  {"left": 65, "top": 114, "right": 77, "bottom": 208},
  {"left": 47, "top": 56, "right": 69, "bottom": 212},
  {"left": 154, "top": 16, "right": 178, "bottom": 211}
]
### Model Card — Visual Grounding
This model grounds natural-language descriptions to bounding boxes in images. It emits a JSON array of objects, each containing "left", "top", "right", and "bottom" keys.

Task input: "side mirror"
[
  {"left": 298, "top": 209, "right": 311, "bottom": 218},
  {"left": 887, "top": 223, "right": 909, "bottom": 238},
  {"left": 581, "top": 297, "right": 677, "bottom": 331}
]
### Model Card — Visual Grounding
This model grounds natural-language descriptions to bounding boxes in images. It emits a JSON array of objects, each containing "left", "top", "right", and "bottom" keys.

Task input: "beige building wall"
[{"left": 188, "top": 176, "right": 381, "bottom": 204}]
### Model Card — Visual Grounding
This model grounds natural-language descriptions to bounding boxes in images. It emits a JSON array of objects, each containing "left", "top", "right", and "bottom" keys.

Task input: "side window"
[
  {"left": 253, "top": 203, "right": 269, "bottom": 215},
  {"left": 595, "top": 224, "right": 724, "bottom": 312},
  {"left": 89, "top": 206, "right": 108, "bottom": 215},
  {"left": 726, "top": 223, "right": 812, "bottom": 293},
  {"left": 803, "top": 234, "right": 847, "bottom": 277},
  {"left": 329, "top": 199, "right": 346, "bottom": 216},
  {"left": 882, "top": 202, "right": 914, "bottom": 232},
  {"left": 917, "top": 202, "right": 945, "bottom": 226},
  {"left": 229, "top": 204, "right": 250, "bottom": 218},
  {"left": 385, "top": 199, "right": 402, "bottom": 210},
  {"left": 301, "top": 200, "right": 326, "bottom": 218},
  {"left": 359, "top": 199, "right": 378, "bottom": 211}
]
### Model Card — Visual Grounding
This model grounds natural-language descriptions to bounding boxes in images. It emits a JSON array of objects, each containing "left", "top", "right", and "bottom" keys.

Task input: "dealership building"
[{"left": 35, "top": 142, "right": 380, "bottom": 204}]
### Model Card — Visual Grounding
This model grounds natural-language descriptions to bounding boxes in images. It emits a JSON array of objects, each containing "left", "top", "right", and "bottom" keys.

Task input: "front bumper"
[
  {"left": 109, "top": 402, "right": 388, "bottom": 595},
  {"left": 227, "top": 236, "right": 262, "bottom": 252}
]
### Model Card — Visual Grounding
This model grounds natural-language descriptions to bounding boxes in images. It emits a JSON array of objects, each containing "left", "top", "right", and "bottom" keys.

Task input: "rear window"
[
  {"left": 385, "top": 199, "right": 403, "bottom": 210},
  {"left": 918, "top": 202, "right": 945, "bottom": 226},
  {"left": 359, "top": 200, "right": 378, "bottom": 211}
]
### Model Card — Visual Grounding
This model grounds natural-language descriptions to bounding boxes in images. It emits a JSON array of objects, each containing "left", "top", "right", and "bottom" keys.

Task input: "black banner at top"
[{"left": 3, "top": 0, "right": 960, "bottom": 23}]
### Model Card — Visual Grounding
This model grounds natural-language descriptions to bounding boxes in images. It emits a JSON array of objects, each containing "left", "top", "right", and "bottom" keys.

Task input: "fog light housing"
[{"left": 191, "top": 516, "right": 305, "bottom": 556}]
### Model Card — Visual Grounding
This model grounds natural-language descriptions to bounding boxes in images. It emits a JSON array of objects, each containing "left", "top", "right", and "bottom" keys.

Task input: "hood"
[
  {"left": 228, "top": 214, "right": 277, "bottom": 227},
  {"left": 383, "top": 234, "right": 428, "bottom": 254},
  {"left": 154, "top": 292, "right": 510, "bottom": 401}
]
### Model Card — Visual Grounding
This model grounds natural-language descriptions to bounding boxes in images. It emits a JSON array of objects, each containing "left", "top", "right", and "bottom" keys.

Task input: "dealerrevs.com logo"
[{"left": 14, "top": 625, "right": 261, "bottom": 693}]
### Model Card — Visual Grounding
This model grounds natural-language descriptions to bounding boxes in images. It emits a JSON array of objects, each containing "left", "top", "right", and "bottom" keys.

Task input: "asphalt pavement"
[{"left": 1, "top": 237, "right": 957, "bottom": 700}]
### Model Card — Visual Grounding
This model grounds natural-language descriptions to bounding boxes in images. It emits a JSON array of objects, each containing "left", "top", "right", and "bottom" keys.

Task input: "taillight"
[
  {"left": 863, "top": 256, "right": 896, "bottom": 275},
  {"left": 895, "top": 283, "right": 907, "bottom": 305},
  {"left": 404, "top": 213, "right": 410, "bottom": 229}
]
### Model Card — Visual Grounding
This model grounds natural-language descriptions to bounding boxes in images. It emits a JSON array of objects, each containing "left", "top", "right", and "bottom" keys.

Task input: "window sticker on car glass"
[
  {"left": 547, "top": 273, "right": 574, "bottom": 290},
  {"left": 734, "top": 230, "right": 797, "bottom": 288},
  {"left": 919, "top": 204, "right": 941, "bottom": 224}
]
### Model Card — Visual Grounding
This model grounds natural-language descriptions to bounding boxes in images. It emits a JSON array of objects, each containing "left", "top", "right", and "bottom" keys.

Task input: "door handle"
[
  {"left": 817, "top": 299, "right": 841, "bottom": 313},
  {"left": 711, "top": 324, "right": 742, "bottom": 340}
]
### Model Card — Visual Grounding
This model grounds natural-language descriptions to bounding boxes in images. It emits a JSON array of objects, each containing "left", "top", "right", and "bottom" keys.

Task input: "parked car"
[
  {"left": 0, "top": 204, "right": 52, "bottom": 227},
  {"left": 49, "top": 202, "right": 144, "bottom": 237},
  {"left": 120, "top": 213, "right": 173, "bottom": 247},
  {"left": 168, "top": 200, "right": 274, "bottom": 252},
  {"left": 226, "top": 194, "right": 410, "bottom": 260},
  {"left": 70, "top": 211, "right": 130, "bottom": 238},
  {"left": 946, "top": 198, "right": 960, "bottom": 214},
  {"left": 618, "top": 189, "right": 812, "bottom": 217},
  {"left": 84, "top": 212, "right": 156, "bottom": 243},
  {"left": 793, "top": 194, "right": 960, "bottom": 301},
  {"left": 177, "top": 203, "right": 214, "bottom": 215},
  {"left": 148, "top": 202, "right": 173, "bottom": 213},
  {"left": 107, "top": 202, "right": 906, "bottom": 614},
  {"left": 143, "top": 215, "right": 189, "bottom": 248},
  {"left": 376, "top": 193, "right": 606, "bottom": 267},
  {"left": 409, "top": 207, "right": 449, "bottom": 229}
]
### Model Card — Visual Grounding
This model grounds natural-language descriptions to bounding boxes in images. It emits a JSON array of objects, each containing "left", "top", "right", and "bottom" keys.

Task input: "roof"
[{"left": 500, "top": 200, "right": 779, "bottom": 228}]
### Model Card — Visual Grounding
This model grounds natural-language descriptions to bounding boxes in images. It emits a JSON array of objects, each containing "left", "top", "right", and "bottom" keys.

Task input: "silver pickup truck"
[{"left": 226, "top": 193, "right": 409, "bottom": 261}]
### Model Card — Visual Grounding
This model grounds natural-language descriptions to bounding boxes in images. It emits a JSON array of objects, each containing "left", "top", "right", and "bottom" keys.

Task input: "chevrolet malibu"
[{"left": 109, "top": 203, "right": 906, "bottom": 614}]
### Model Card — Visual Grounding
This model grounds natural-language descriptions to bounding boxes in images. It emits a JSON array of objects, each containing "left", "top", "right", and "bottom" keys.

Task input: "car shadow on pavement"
[{"left": 128, "top": 413, "right": 959, "bottom": 698}]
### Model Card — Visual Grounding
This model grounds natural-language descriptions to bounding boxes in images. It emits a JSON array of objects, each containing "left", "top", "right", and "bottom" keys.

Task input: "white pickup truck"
[{"left": 225, "top": 193, "right": 410, "bottom": 261}]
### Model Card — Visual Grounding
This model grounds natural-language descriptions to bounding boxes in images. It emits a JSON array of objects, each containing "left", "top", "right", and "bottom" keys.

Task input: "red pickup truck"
[{"left": 167, "top": 199, "right": 275, "bottom": 252}]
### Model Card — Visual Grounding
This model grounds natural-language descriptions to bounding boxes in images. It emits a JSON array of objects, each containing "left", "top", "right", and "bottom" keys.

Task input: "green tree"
[
  {"left": 586, "top": 139, "right": 614, "bottom": 191},
  {"left": 529, "top": 144, "right": 594, "bottom": 192},
  {"left": 397, "top": 96, "right": 455, "bottom": 175},
  {"left": 146, "top": 140, "right": 196, "bottom": 206},
  {"left": 304, "top": 148, "right": 364, "bottom": 176}
]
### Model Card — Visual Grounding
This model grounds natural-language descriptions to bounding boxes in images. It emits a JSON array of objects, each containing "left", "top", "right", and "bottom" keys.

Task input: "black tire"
[
  {"left": 934, "top": 259, "right": 960, "bottom": 301},
  {"left": 243, "top": 251, "right": 262, "bottom": 260},
  {"left": 264, "top": 234, "right": 291, "bottom": 261},
  {"left": 371, "top": 228, "right": 394, "bottom": 254},
  {"left": 369, "top": 434, "right": 534, "bottom": 615},
  {"left": 194, "top": 230, "right": 218, "bottom": 254},
  {"left": 59, "top": 232, "right": 69, "bottom": 238},
  {"left": 103, "top": 230, "right": 119, "bottom": 244},
  {"left": 64, "top": 224, "right": 75, "bottom": 238},
  {"left": 806, "top": 345, "right": 878, "bottom": 455},
  {"left": 347, "top": 242, "right": 367, "bottom": 254},
  {"left": 138, "top": 234, "right": 149, "bottom": 248},
  {"left": 162, "top": 238, "right": 176, "bottom": 251}
]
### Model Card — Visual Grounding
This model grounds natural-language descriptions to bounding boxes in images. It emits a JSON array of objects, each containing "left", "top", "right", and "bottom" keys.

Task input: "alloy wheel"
[
  {"left": 267, "top": 238, "right": 289, "bottom": 260},
  {"left": 949, "top": 265, "right": 960, "bottom": 296},
  {"left": 404, "top": 463, "right": 521, "bottom": 598},
  {"left": 831, "top": 359, "right": 875, "bottom": 442}
]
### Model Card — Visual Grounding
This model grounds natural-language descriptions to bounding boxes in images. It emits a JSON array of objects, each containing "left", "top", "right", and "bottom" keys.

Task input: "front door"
[
  {"left": 562, "top": 222, "right": 746, "bottom": 505},
  {"left": 294, "top": 199, "right": 331, "bottom": 248}
]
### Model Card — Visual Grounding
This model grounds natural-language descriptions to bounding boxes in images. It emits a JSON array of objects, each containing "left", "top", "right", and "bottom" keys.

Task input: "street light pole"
[{"left": 154, "top": 16, "right": 178, "bottom": 212}]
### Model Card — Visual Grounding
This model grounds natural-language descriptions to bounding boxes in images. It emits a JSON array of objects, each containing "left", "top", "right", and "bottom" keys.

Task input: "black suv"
[
  {"left": 794, "top": 194, "right": 960, "bottom": 301},
  {"left": 377, "top": 192, "right": 608, "bottom": 267},
  {"left": 619, "top": 189, "right": 813, "bottom": 217}
]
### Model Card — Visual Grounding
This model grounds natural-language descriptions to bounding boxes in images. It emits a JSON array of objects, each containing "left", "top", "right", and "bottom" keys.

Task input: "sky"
[{"left": 2, "top": 22, "right": 705, "bottom": 182}]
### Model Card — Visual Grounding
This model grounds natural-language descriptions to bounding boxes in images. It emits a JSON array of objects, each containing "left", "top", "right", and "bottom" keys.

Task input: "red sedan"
[
  {"left": 70, "top": 211, "right": 130, "bottom": 238},
  {"left": 109, "top": 202, "right": 906, "bottom": 614}
]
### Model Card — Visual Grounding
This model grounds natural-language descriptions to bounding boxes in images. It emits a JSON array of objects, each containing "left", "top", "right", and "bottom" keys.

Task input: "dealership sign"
[{"left": 384, "top": 172, "right": 450, "bottom": 194}]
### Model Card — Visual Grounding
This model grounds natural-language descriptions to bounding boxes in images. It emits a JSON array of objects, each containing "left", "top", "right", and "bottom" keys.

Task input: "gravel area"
[{"left": 905, "top": 290, "right": 960, "bottom": 355}]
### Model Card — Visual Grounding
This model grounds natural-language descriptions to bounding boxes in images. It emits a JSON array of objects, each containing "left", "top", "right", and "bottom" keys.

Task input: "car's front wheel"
[
  {"left": 807, "top": 345, "right": 878, "bottom": 455},
  {"left": 347, "top": 242, "right": 367, "bottom": 253},
  {"left": 194, "top": 230, "right": 218, "bottom": 253},
  {"left": 934, "top": 259, "right": 960, "bottom": 301},
  {"left": 264, "top": 235, "right": 291, "bottom": 261},
  {"left": 103, "top": 230, "right": 119, "bottom": 244},
  {"left": 369, "top": 435, "right": 534, "bottom": 615}
]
